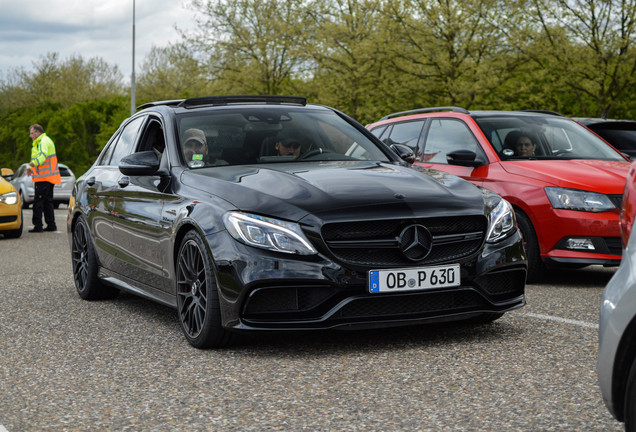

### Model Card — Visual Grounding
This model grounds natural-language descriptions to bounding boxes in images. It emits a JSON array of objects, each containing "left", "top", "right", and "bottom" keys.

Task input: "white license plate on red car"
[{"left": 369, "top": 264, "right": 460, "bottom": 293}]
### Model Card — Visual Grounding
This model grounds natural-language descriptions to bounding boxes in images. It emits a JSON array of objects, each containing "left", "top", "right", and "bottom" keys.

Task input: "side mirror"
[
  {"left": 391, "top": 144, "right": 416, "bottom": 164},
  {"left": 119, "top": 151, "right": 160, "bottom": 176},
  {"left": 447, "top": 150, "right": 483, "bottom": 167},
  {"left": 1, "top": 168, "right": 14, "bottom": 181}
]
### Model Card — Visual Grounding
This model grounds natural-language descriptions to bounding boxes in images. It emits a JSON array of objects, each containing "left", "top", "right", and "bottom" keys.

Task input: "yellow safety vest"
[{"left": 31, "top": 133, "right": 61, "bottom": 184}]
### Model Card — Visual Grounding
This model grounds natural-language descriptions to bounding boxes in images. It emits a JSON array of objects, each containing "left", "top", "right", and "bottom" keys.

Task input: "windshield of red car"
[{"left": 475, "top": 116, "right": 627, "bottom": 161}]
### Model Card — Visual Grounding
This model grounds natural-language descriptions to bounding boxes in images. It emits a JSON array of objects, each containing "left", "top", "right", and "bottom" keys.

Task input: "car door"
[
  {"left": 109, "top": 115, "right": 174, "bottom": 293},
  {"left": 86, "top": 116, "right": 146, "bottom": 270},
  {"left": 413, "top": 117, "right": 489, "bottom": 185}
]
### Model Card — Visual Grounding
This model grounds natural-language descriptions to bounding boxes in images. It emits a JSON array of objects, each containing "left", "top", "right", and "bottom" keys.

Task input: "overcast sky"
[{"left": 0, "top": 0, "right": 199, "bottom": 80}]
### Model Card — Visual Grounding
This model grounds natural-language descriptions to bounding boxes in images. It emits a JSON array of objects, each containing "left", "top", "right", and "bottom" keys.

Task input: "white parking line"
[
  {"left": 521, "top": 312, "right": 599, "bottom": 329},
  {"left": 1, "top": 424, "right": 9, "bottom": 432}
]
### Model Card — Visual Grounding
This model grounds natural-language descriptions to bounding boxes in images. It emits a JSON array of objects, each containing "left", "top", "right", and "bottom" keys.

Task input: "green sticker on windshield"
[{"left": 192, "top": 154, "right": 203, "bottom": 160}]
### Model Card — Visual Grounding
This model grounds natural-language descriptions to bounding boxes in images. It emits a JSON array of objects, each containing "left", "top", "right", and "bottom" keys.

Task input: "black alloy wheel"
[
  {"left": 71, "top": 217, "right": 117, "bottom": 300},
  {"left": 176, "top": 230, "right": 232, "bottom": 348}
]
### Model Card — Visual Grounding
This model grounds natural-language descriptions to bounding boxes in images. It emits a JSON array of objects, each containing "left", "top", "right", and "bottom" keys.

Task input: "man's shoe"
[
  {"left": 28, "top": 227, "right": 43, "bottom": 233},
  {"left": 44, "top": 226, "right": 57, "bottom": 232}
]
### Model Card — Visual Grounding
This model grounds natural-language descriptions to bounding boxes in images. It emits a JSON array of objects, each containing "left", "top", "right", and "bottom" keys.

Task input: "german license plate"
[{"left": 369, "top": 264, "right": 460, "bottom": 293}]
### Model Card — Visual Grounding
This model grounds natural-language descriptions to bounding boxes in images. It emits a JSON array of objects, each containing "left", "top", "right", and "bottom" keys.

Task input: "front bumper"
[
  {"left": 536, "top": 208, "right": 621, "bottom": 265},
  {"left": 0, "top": 202, "right": 22, "bottom": 232},
  {"left": 210, "top": 229, "right": 527, "bottom": 331}
]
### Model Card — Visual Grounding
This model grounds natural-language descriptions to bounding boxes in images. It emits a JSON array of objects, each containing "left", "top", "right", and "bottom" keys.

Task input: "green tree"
[
  {"left": 187, "top": 0, "right": 308, "bottom": 95},
  {"left": 516, "top": 0, "right": 636, "bottom": 117},
  {"left": 137, "top": 43, "right": 213, "bottom": 104},
  {"left": 0, "top": 53, "right": 125, "bottom": 111},
  {"left": 383, "top": 0, "right": 517, "bottom": 111},
  {"left": 302, "top": 0, "right": 390, "bottom": 122}
]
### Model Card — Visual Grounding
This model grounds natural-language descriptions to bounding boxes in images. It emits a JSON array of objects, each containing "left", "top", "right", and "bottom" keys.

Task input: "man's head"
[
  {"left": 182, "top": 128, "right": 207, "bottom": 162},
  {"left": 275, "top": 138, "right": 301, "bottom": 157},
  {"left": 29, "top": 124, "right": 44, "bottom": 141}
]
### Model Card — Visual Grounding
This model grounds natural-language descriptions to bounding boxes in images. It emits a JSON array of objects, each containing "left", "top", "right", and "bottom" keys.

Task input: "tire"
[
  {"left": 176, "top": 230, "right": 233, "bottom": 348},
  {"left": 625, "top": 356, "right": 636, "bottom": 431},
  {"left": 515, "top": 210, "right": 545, "bottom": 283},
  {"left": 71, "top": 217, "right": 118, "bottom": 300},
  {"left": 20, "top": 190, "right": 29, "bottom": 209}
]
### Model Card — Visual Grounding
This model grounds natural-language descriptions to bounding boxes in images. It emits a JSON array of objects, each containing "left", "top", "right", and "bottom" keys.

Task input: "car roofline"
[
  {"left": 379, "top": 106, "right": 469, "bottom": 120},
  {"left": 137, "top": 95, "right": 308, "bottom": 112},
  {"left": 379, "top": 107, "right": 565, "bottom": 121}
]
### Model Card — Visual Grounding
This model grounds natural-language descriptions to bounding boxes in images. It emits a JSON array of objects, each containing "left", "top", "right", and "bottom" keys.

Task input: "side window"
[
  {"left": 386, "top": 120, "right": 425, "bottom": 154},
  {"left": 96, "top": 132, "right": 119, "bottom": 166},
  {"left": 137, "top": 117, "right": 166, "bottom": 154},
  {"left": 421, "top": 118, "right": 481, "bottom": 164},
  {"left": 370, "top": 124, "right": 388, "bottom": 139},
  {"left": 107, "top": 116, "right": 145, "bottom": 166}
]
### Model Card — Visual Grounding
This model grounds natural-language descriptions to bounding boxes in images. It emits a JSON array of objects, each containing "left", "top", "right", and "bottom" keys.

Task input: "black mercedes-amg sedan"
[{"left": 67, "top": 96, "right": 526, "bottom": 348}]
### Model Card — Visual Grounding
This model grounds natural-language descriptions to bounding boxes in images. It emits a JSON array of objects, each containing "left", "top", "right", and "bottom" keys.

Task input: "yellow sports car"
[{"left": 0, "top": 168, "right": 23, "bottom": 238}]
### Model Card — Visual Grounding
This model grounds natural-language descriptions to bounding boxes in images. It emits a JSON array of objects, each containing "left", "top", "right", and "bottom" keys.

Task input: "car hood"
[
  {"left": 500, "top": 159, "right": 630, "bottom": 193},
  {"left": 181, "top": 161, "right": 487, "bottom": 222}
]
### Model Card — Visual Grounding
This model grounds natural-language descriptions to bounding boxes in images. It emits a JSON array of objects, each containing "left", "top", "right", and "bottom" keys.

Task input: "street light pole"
[{"left": 131, "top": 0, "right": 136, "bottom": 115}]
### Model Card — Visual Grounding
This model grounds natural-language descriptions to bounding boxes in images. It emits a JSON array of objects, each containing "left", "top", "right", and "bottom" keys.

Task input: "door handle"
[{"left": 118, "top": 177, "right": 130, "bottom": 188}]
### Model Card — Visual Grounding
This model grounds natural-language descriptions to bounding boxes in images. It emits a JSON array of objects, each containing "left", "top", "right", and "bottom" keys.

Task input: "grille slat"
[{"left": 321, "top": 216, "right": 487, "bottom": 267}]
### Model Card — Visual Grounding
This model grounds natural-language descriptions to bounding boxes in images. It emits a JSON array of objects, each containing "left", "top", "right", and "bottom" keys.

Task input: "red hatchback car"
[{"left": 367, "top": 108, "right": 631, "bottom": 282}]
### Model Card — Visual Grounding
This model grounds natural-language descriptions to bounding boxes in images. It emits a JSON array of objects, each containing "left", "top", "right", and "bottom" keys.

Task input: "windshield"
[
  {"left": 176, "top": 106, "right": 390, "bottom": 168},
  {"left": 474, "top": 115, "right": 626, "bottom": 161}
]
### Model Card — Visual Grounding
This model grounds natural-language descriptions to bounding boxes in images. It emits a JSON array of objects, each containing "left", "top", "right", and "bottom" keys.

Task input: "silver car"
[
  {"left": 599, "top": 159, "right": 636, "bottom": 430},
  {"left": 10, "top": 163, "right": 75, "bottom": 208}
]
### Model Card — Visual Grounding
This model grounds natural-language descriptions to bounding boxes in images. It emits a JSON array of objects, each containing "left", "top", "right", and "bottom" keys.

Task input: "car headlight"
[
  {"left": 223, "top": 212, "right": 317, "bottom": 255},
  {"left": 545, "top": 187, "right": 615, "bottom": 212},
  {"left": 0, "top": 191, "right": 18, "bottom": 205},
  {"left": 483, "top": 193, "right": 516, "bottom": 243}
]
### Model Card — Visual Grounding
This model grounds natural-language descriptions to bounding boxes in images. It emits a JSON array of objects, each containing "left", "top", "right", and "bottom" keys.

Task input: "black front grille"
[
  {"left": 0, "top": 216, "right": 17, "bottom": 223},
  {"left": 335, "top": 289, "right": 487, "bottom": 319},
  {"left": 243, "top": 285, "right": 339, "bottom": 316},
  {"left": 321, "top": 216, "right": 487, "bottom": 267},
  {"left": 605, "top": 237, "right": 622, "bottom": 256},
  {"left": 473, "top": 269, "right": 526, "bottom": 301}
]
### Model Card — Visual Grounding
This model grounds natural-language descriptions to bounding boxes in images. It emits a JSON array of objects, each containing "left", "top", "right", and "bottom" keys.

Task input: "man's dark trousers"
[{"left": 32, "top": 181, "right": 56, "bottom": 230}]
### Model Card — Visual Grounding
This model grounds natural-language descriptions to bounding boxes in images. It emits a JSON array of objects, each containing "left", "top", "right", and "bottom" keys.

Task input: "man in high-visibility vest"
[{"left": 26, "top": 124, "right": 61, "bottom": 232}]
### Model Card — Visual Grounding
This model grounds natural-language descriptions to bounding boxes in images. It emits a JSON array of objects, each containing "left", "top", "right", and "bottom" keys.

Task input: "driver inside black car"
[{"left": 275, "top": 138, "right": 302, "bottom": 157}]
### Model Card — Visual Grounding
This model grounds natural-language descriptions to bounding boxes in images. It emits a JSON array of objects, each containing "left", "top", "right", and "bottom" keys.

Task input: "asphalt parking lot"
[{"left": 0, "top": 208, "right": 624, "bottom": 431}]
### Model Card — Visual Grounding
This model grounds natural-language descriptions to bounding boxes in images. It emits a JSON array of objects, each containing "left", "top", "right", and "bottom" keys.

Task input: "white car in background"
[{"left": 10, "top": 163, "right": 75, "bottom": 209}]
